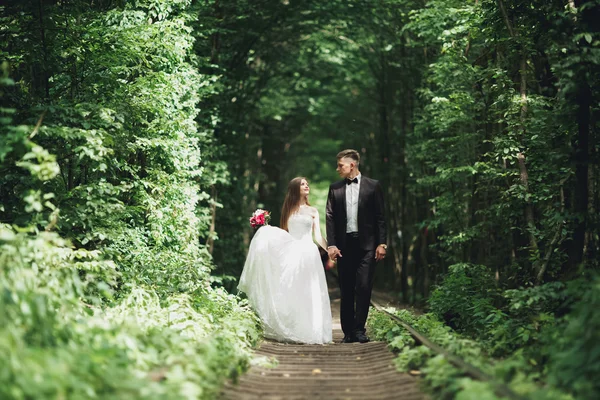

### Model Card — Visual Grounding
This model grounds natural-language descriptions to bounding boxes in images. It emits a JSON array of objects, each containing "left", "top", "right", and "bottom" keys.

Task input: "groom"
[{"left": 326, "top": 149, "right": 387, "bottom": 343}]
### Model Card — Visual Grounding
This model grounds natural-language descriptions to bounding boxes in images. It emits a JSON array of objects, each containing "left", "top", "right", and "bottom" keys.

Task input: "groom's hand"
[
  {"left": 375, "top": 245, "right": 387, "bottom": 261},
  {"left": 327, "top": 246, "right": 342, "bottom": 260}
]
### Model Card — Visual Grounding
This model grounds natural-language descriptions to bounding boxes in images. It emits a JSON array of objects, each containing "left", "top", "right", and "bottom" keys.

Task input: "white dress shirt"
[{"left": 346, "top": 174, "right": 361, "bottom": 233}]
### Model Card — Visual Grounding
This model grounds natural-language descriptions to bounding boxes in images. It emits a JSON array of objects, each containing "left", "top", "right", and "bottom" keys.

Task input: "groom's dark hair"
[{"left": 337, "top": 149, "right": 360, "bottom": 165}]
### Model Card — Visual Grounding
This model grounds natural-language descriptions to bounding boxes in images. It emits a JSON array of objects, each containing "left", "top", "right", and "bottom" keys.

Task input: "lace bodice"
[
  {"left": 286, "top": 206, "right": 328, "bottom": 249},
  {"left": 288, "top": 212, "right": 314, "bottom": 242}
]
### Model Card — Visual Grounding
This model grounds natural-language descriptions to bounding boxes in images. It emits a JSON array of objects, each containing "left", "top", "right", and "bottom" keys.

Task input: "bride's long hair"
[{"left": 280, "top": 177, "right": 310, "bottom": 231}]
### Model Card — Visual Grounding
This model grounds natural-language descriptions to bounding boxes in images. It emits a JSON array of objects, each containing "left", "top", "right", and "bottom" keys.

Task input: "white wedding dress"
[{"left": 238, "top": 207, "right": 333, "bottom": 344}]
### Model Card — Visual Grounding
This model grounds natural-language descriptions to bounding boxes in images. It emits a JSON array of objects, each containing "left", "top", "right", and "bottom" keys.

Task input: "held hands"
[
  {"left": 328, "top": 245, "right": 386, "bottom": 261},
  {"left": 375, "top": 245, "right": 387, "bottom": 262},
  {"left": 327, "top": 246, "right": 342, "bottom": 261}
]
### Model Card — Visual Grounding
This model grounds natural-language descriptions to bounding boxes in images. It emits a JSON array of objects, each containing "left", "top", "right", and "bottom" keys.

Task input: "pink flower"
[{"left": 249, "top": 209, "right": 270, "bottom": 229}]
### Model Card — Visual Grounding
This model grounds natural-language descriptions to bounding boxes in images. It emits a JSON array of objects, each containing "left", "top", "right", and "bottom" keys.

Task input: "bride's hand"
[{"left": 328, "top": 246, "right": 342, "bottom": 260}]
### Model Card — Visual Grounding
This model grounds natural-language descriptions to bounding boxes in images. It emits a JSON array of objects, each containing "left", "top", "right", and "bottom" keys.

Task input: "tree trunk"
[
  {"left": 38, "top": 0, "right": 50, "bottom": 99},
  {"left": 68, "top": 156, "right": 75, "bottom": 191},
  {"left": 401, "top": 225, "right": 410, "bottom": 303},
  {"left": 207, "top": 185, "right": 218, "bottom": 255},
  {"left": 420, "top": 227, "right": 429, "bottom": 300},
  {"left": 498, "top": 0, "right": 539, "bottom": 277},
  {"left": 568, "top": 84, "right": 591, "bottom": 268},
  {"left": 210, "top": 0, "right": 222, "bottom": 64}
]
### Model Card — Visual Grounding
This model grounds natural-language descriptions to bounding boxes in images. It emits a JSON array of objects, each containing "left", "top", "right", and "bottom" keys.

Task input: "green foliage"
[
  {"left": 2, "top": 0, "right": 599, "bottom": 397},
  {"left": 0, "top": 229, "right": 259, "bottom": 398},
  {"left": 403, "top": 0, "right": 599, "bottom": 289},
  {"left": 368, "top": 307, "right": 574, "bottom": 400},
  {"left": 1, "top": 1, "right": 259, "bottom": 398},
  {"left": 430, "top": 263, "right": 568, "bottom": 357},
  {"left": 423, "top": 250, "right": 599, "bottom": 399},
  {"left": 428, "top": 264, "right": 499, "bottom": 335},
  {"left": 485, "top": 283, "right": 566, "bottom": 355},
  {"left": 545, "top": 276, "right": 600, "bottom": 400}
]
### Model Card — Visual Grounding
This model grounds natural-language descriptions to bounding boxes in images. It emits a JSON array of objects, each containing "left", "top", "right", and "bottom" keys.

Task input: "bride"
[{"left": 238, "top": 177, "right": 333, "bottom": 344}]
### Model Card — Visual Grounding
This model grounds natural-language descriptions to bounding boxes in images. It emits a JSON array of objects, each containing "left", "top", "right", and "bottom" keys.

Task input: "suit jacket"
[{"left": 325, "top": 175, "right": 386, "bottom": 251}]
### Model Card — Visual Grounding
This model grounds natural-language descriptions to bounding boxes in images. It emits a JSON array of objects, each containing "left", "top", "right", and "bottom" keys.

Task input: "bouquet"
[{"left": 249, "top": 209, "right": 271, "bottom": 229}]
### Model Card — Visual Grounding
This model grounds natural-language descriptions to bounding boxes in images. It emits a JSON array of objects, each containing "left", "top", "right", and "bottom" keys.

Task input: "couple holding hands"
[{"left": 239, "top": 149, "right": 387, "bottom": 344}]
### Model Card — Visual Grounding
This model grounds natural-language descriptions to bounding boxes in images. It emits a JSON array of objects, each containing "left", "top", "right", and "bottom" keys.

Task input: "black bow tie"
[{"left": 346, "top": 177, "right": 358, "bottom": 185}]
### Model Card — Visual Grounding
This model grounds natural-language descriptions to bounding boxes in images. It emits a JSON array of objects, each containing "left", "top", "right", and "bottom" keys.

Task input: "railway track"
[
  {"left": 221, "top": 287, "right": 524, "bottom": 400},
  {"left": 369, "top": 301, "right": 525, "bottom": 400},
  {"left": 220, "top": 296, "right": 425, "bottom": 400}
]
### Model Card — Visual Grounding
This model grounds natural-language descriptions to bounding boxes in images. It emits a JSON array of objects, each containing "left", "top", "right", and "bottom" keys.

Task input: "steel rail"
[{"left": 370, "top": 300, "right": 527, "bottom": 400}]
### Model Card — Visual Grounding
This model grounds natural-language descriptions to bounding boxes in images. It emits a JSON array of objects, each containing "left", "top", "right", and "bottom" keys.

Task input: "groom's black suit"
[{"left": 326, "top": 175, "right": 386, "bottom": 338}]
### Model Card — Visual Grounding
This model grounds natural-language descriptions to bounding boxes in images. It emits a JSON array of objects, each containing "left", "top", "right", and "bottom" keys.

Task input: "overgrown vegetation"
[
  {"left": 368, "top": 304, "right": 589, "bottom": 399},
  {"left": 207, "top": 0, "right": 599, "bottom": 298},
  {"left": 362, "top": 1, "right": 599, "bottom": 397},
  {"left": 2, "top": 0, "right": 599, "bottom": 398},
  {"left": 1, "top": 1, "right": 258, "bottom": 398},
  {"left": 211, "top": 0, "right": 599, "bottom": 397}
]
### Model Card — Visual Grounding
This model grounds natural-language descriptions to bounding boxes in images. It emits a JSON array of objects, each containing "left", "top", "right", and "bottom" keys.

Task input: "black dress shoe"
[
  {"left": 355, "top": 332, "right": 370, "bottom": 343},
  {"left": 341, "top": 335, "right": 357, "bottom": 343}
]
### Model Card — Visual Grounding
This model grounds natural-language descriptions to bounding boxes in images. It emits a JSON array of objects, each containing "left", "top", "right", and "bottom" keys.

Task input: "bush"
[
  {"left": 545, "top": 275, "right": 600, "bottom": 400},
  {"left": 0, "top": 221, "right": 260, "bottom": 400},
  {"left": 485, "top": 282, "right": 566, "bottom": 356},
  {"left": 367, "top": 307, "right": 574, "bottom": 400},
  {"left": 428, "top": 263, "right": 500, "bottom": 336},
  {"left": 0, "top": 22, "right": 260, "bottom": 396}
]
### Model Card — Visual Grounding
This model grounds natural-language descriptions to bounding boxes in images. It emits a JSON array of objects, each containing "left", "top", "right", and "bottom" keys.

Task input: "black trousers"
[{"left": 338, "top": 233, "right": 376, "bottom": 336}]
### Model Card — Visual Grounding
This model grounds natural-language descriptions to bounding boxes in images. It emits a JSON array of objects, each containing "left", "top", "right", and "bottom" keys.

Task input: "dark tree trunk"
[
  {"left": 568, "top": 84, "right": 591, "bottom": 268},
  {"left": 38, "top": 0, "right": 50, "bottom": 99}
]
